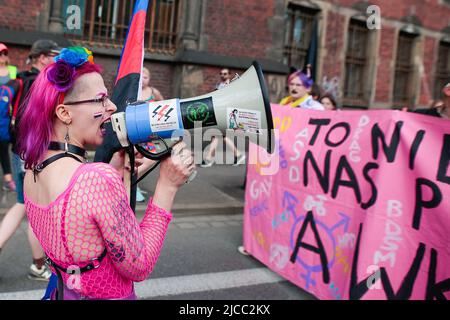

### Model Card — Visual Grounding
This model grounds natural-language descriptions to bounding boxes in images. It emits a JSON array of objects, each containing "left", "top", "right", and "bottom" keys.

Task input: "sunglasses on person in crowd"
[{"left": 0, "top": 51, "right": 8, "bottom": 56}]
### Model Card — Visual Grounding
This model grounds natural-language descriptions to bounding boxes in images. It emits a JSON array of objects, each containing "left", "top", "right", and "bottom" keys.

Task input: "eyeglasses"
[
  {"left": 0, "top": 51, "right": 8, "bottom": 57},
  {"left": 64, "top": 94, "right": 111, "bottom": 108},
  {"left": 220, "top": 72, "right": 229, "bottom": 76}
]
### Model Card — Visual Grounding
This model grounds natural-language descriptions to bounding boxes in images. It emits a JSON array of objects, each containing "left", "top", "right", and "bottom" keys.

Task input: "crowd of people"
[
  {"left": 0, "top": 40, "right": 61, "bottom": 282},
  {"left": 0, "top": 38, "right": 448, "bottom": 300}
]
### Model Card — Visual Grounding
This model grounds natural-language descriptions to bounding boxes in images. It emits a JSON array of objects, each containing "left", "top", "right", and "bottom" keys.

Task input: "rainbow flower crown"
[{"left": 47, "top": 46, "right": 94, "bottom": 93}]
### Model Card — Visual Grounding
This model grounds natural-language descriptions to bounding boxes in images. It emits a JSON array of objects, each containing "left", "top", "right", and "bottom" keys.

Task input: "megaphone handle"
[{"left": 134, "top": 136, "right": 172, "bottom": 161}]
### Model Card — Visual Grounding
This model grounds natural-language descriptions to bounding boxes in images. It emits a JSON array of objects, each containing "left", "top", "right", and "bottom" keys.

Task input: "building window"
[
  {"left": 434, "top": 41, "right": 450, "bottom": 99},
  {"left": 343, "top": 19, "right": 369, "bottom": 107},
  {"left": 393, "top": 32, "right": 417, "bottom": 107},
  {"left": 65, "top": 0, "right": 181, "bottom": 54},
  {"left": 284, "top": 5, "right": 318, "bottom": 70}
]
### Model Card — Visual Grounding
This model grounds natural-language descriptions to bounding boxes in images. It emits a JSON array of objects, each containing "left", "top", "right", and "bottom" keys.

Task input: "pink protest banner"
[{"left": 243, "top": 105, "right": 449, "bottom": 300}]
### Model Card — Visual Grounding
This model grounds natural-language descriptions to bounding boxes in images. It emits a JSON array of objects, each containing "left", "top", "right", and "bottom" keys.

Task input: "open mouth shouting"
[{"left": 100, "top": 117, "right": 111, "bottom": 136}]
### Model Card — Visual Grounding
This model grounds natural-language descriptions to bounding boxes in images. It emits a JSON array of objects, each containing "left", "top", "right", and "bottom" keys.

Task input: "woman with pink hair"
[
  {"left": 17, "top": 47, "right": 194, "bottom": 299},
  {"left": 279, "top": 70, "right": 324, "bottom": 110}
]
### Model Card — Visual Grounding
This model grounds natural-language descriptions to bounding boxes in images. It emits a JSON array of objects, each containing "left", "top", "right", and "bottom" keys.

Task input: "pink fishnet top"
[{"left": 25, "top": 162, "right": 172, "bottom": 299}]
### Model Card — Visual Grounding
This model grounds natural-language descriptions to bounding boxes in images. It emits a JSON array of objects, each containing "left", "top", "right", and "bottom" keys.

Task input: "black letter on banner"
[
  {"left": 413, "top": 178, "right": 442, "bottom": 230},
  {"left": 309, "top": 119, "right": 331, "bottom": 146},
  {"left": 349, "top": 224, "right": 426, "bottom": 300},
  {"left": 426, "top": 248, "right": 450, "bottom": 300},
  {"left": 371, "top": 121, "right": 403, "bottom": 162},
  {"left": 437, "top": 134, "right": 450, "bottom": 185},
  {"left": 303, "top": 149, "right": 331, "bottom": 193},
  {"left": 332, "top": 155, "right": 362, "bottom": 203},
  {"left": 349, "top": 223, "right": 374, "bottom": 299},
  {"left": 409, "top": 130, "right": 425, "bottom": 170},
  {"left": 361, "top": 162, "right": 379, "bottom": 210},
  {"left": 325, "top": 122, "right": 351, "bottom": 147},
  {"left": 379, "top": 243, "right": 425, "bottom": 300},
  {"left": 290, "top": 211, "right": 330, "bottom": 285}
]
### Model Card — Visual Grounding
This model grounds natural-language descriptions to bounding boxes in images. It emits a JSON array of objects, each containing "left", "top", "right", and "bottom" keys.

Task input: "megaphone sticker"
[
  {"left": 227, "top": 108, "right": 262, "bottom": 134},
  {"left": 180, "top": 97, "right": 218, "bottom": 130},
  {"left": 148, "top": 98, "right": 183, "bottom": 135}
]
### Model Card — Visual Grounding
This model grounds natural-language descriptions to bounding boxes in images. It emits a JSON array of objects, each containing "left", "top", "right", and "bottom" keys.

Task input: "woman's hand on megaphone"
[
  {"left": 110, "top": 147, "right": 157, "bottom": 178},
  {"left": 152, "top": 141, "right": 195, "bottom": 212},
  {"left": 158, "top": 141, "right": 195, "bottom": 189}
]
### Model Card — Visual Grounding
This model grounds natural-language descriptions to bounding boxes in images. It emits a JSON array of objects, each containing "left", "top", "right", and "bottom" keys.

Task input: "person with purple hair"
[
  {"left": 17, "top": 47, "right": 195, "bottom": 299},
  {"left": 279, "top": 70, "right": 324, "bottom": 110}
]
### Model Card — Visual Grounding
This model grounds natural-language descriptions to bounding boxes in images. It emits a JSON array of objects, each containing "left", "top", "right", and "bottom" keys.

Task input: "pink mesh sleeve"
[{"left": 88, "top": 164, "right": 172, "bottom": 282}]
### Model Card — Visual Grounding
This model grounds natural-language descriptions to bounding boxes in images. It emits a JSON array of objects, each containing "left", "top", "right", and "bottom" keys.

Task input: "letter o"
[{"left": 325, "top": 122, "right": 351, "bottom": 147}]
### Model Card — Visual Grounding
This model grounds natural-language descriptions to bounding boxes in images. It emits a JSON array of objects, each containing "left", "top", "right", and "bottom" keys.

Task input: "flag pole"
[{"left": 94, "top": 0, "right": 149, "bottom": 213}]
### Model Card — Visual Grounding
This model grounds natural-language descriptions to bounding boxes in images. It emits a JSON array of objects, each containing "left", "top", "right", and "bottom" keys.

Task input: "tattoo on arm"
[
  {"left": 105, "top": 240, "right": 126, "bottom": 263},
  {"left": 110, "top": 199, "right": 143, "bottom": 262}
]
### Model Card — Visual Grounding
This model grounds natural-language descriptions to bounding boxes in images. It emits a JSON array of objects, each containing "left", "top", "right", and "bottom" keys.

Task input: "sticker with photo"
[{"left": 227, "top": 108, "right": 262, "bottom": 134}]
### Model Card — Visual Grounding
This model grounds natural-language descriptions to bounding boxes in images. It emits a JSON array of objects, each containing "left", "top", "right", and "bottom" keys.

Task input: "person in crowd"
[
  {"left": 202, "top": 68, "right": 245, "bottom": 167},
  {"left": 279, "top": 70, "right": 324, "bottom": 110},
  {"left": 134, "top": 67, "right": 165, "bottom": 202},
  {"left": 0, "top": 40, "right": 60, "bottom": 281},
  {"left": 0, "top": 43, "right": 16, "bottom": 191},
  {"left": 18, "top": 46, "right": 194, "bottom": 300},
  {"left": 320, "top": 93, "right": 338, "bottom": 111},
  {"left": 310, "top": 83, "right": 322, "bottom": 101},
  {"left": 216, "top": 68, "right": 231, "bottom": 90},
  {"left": 0, "top": 43, "right": 17, "bottom": 85},
  {"left": 141, "top": 67, "right": 164, "bottom": 102}
]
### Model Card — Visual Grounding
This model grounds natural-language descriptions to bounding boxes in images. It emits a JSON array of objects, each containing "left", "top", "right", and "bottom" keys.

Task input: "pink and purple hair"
[
  {"left": 17, "top": 53, "right": 102, "bottom": 170},
  {"left": 288, "top": 70, "right": 313, "bottom": 89}
]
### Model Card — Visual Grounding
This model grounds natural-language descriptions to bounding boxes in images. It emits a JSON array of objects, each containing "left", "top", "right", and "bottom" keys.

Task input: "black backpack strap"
[{"left": 10, "top": 78, "right": 23, "bottom": 125}]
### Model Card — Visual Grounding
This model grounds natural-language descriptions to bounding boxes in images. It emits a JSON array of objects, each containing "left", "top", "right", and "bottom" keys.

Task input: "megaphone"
[{"left": 111, "top": 61, "right": 275, "bottom": 160}]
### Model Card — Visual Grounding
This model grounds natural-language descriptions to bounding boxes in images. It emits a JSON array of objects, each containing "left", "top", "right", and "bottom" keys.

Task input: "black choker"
[
  {"left": 48, "top": 141, "right": 87, "bottom": 158},
  {"left": 33, "top": 142, "right": 87, "bottom": 182}
]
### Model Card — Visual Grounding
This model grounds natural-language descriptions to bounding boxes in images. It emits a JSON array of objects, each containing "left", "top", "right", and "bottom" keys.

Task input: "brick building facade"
[{"left": 0, "top": 0, "right": 449, "bottom": 109}]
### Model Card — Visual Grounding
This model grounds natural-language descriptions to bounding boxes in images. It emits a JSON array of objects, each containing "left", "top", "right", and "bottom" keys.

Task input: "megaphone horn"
[{"left": 111, "top": 61, "right": 275, "bottom": 160}]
